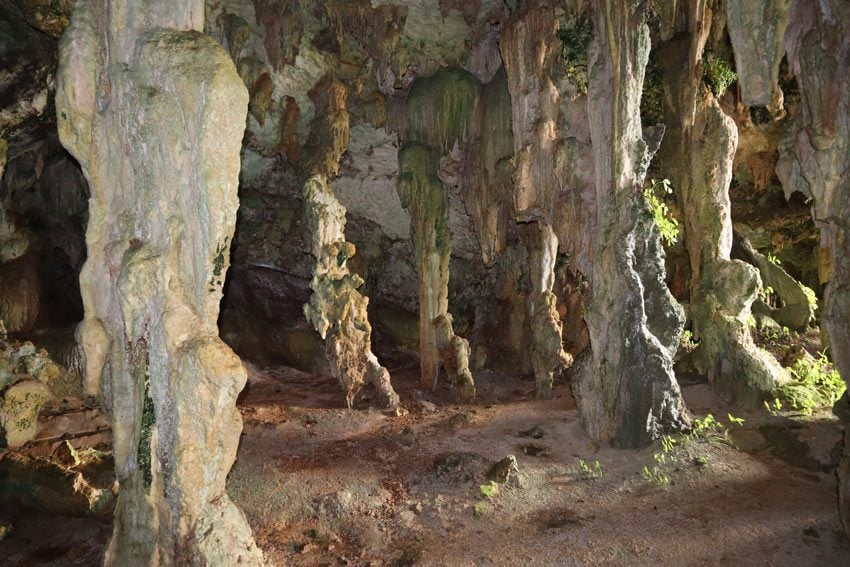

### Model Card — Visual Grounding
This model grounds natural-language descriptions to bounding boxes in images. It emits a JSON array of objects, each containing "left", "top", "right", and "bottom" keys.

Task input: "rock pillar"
[{"left": 55, "top": 0, "right": 264, "bottom": 563}]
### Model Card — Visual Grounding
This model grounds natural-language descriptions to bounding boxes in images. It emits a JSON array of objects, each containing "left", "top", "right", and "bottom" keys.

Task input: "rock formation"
[
  {"left": 774, "top": 0, "right": 850, "bottom": 540},
  {"left": 55, "top": 0, "right": 264, "bottom": 564},
  {"left": 500, "top": 3, "right": 571, "bottom": 399},
  {"left": 572, "top": 1, "right": 688, "bottom": 449},
  {"left": 659, "top": 15, "right": 787, "bottom": 407},
  {"left": 301, "top": 77, "right": 399, "bottom": 409},
  {"left": 397, "top": 68, "right": 478, "bottom": 400}
]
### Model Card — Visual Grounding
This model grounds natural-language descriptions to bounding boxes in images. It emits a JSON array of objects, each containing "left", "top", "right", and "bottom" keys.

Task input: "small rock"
[
  {"left": 312, "top": 490, "right": 353, "bottom": 519},
  {"left": 0, "top": 521, "right": 11, "bottom": 543},
  {"left": 0, "top": 378, "right": 50, "bottom": 448},
  {"left": 449, "top": 412, "right": 472, "bottom": 429},
  {"left": 518, "top": 425, "right": 545, "bottom": 439},
  {"left": 487, "top": 455, "right": 521, "bottom": 485},
  {"left": 418, "top": 400, "right": 437, "bottom": 414}
]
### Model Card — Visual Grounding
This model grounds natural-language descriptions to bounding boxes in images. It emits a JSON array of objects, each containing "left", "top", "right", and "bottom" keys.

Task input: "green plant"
[
  {"left": 641, "top": 465, "right": 670, "bottom": 486},
  {"left": 644, "top": 179, "right": 679, "bottom": 247},
  {"left": 479, "top": 481, "right": 499, "bottom": 500},
  {"left": 775, "top": 352, "right": 846, "bottom": 415},
  {"left": 764, "top": 397, "right": 783, "bottom": 415},
  {"left": 801, "top": 284, "right": 818, "bottom": 310},
  {"left": 766, "top": 252, "right": 781, "bottom": 266},
  {"left": 473, "top": 502, "right": 491, "bottom": 516},
  {"left": 702, "top": 53, "right": 737, "bottom": 97},
  {"left": 557, "top": 14, "right": 594, "bottom": 94},
  {"left": 578, "top": 459, "right": 603, "bottom": 480}
]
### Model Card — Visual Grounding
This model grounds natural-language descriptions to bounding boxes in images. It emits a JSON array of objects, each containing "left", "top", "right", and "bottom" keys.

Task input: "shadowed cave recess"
[{"left": 1, "top": 0, "right": 850, "bottom": 565}]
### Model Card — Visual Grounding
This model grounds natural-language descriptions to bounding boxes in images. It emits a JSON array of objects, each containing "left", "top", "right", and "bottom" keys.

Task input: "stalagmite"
[
  {"left": 302, "top": 79, "right": 399, "bottom": 408},
  {"left": 500, "top": 2, "right": 571, "bottom": 398},
  {"left": 774, "top": 0, "right": 850, "bottom": 540},
  {"left": 397, "top": 69, "right": 477, "bottom": 400},
  {"left": 55, "top": 0, "right": 265, "bottom": 564},
  {"left": 571, "top": 2, "right": 688, "bottom": 449},
  {"left": 659, "top": 23, "right": 786, "bottom": 407}
]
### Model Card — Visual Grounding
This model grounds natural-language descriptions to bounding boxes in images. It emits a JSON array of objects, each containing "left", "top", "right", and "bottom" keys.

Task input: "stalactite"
[
  {"left": 396, "top": 68, "right": 478, "bottom": 400},
  {"left": 55, "top": 0, "right": 265, "bottom": 564},
  {"left": 396, "top": 137, "right": 475, "bottom": 400},
  {"left": 571, "top": 1, "right": 688, "bottom": 449},
  {"left": 302, "top": 78, "right": 399, "bottom": 408}
]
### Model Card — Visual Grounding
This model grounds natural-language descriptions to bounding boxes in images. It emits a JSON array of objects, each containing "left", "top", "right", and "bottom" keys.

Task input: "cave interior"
[{"left": 1, "top": 0, "right": 850, "bottom": 565}]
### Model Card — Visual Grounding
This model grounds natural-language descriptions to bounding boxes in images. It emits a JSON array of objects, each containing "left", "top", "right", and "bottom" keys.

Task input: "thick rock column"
[
  {"left": 775, "top": 0, "right": 850, "bottom": 539},
  {"left": 55, "top": 1, "right": 264, "bottom": 564},
  {"left": 302, "top": 79, "right": 399, "bottom": 409},
  {"left": 659, "top": 28, "right": 786, "bottom": 407},
  {"left": 571, "top": 2, "right": 688, "bottom": 449},
  {"left": 500, "top": 2, "right": 571, "bottom": 398}
]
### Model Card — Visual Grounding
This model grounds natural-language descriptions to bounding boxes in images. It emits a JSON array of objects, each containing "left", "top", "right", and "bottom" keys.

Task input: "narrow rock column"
[
  {"left": 775, "top": 0, "right": 850, "bottom": 539},
  {"left": 397, "top": 68, "right": 478, "bottom": 400},
  {"left": 302, "top": 80, "right": 399, "bottom": 408},
  {"left": 659, "top": 24, "right": 786, "bottom": 407},
  {"left": 55, "top": 1, "right": 264, "bottom": 564},
  {"left": 571, "top": 2, "right": 688, "bottom": 449},
  {"left": 500, "top": 2, "right": 571, "bottom": 398}
]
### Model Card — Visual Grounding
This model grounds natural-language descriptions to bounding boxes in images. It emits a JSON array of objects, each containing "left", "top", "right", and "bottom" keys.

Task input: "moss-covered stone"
[{"left": 404, "top": 68, "right": 480, "bottom": 155}]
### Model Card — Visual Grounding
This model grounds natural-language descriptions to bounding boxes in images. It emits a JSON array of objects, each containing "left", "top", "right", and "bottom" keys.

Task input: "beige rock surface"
[{"left": 55, "top": 0, "right": 264, "bottom": 564}]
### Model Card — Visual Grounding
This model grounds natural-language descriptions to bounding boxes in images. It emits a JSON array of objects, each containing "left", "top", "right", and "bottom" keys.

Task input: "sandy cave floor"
[{"left": 2, "top": 363, "right": 849, "bottom": 566}]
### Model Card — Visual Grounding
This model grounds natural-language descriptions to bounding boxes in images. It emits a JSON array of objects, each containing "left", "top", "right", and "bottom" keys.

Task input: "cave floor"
[
  {"left": 230, "top": 365, "right": 849, "bottom": 566},
  {"left": 2, "top": 364, "right": 848, "bottom": 566}
]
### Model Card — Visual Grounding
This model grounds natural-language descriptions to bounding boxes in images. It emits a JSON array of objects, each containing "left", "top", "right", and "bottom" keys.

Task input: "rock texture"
[
  {"left": 775, "top": 0, "right": 850, "bottom": 539},
  {"left": 571, "top": 2, "right": 688, "bottom": 449},
  {"left": 300, "top": 78, "right": 399, "bottom": 408},
  {"left": 0, "top": 339, "right": 61, "bottom": 448},
  {"left": 500, "top": 3, "right": 571, "bottom": 399},
  {"left": 303, "top": 176, "right": 399, "bottom": 408},
  {"left": 726, "top": 0, "right": 791, "bottom": 107},
  {"left": 658, "top": 25, "right": 786, "bottom": 407},
  {"left": 55, "top": 0, "right": 264, "bottom": 564}
]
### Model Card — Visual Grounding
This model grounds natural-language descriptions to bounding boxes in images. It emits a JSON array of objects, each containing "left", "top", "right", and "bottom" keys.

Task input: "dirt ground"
[{"left": 2, "top": 363, "right": 848, "bottom": 566}]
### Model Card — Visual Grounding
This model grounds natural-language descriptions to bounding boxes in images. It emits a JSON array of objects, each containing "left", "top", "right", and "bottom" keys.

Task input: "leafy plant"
[
  {"left": 775, "top": 352, "right": 846, "bottom": 415},
  {"left": 641, "top": 465, "right": 670, "bottom": 486},
  {"left": 644, "top": 178, "right": 679, "bottom": 247},
  {"left": 764, "top": 397, "right": 783, "bottom": 416},
  {"left": 766, "top": 253, "right": 781, "bottom": 266},
  {"left": 578, "top": 459, "right": 603, "bottom": 480},
  {"left": 473, "top": 502, "right": 491, "bottom": 516},
  {"left": 702, "top": 53, "right": 737, "bottom": 97},
  {"left": 801, "top": 284, "right": 818, "bottom": 310}
]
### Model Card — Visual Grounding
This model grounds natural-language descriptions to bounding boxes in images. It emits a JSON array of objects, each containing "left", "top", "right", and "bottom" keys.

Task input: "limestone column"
[
  {"left": 302, "top": 79, "right": 399, "bottom": 409},
  {"left": 397, "top": 68, "right": 478, "bottom": 400},
  {"left": 500, "top": 2, "right": 571, "bottom": 398},
  {"left": 55, "top": 0, "right": 264, "bottom": 564},
  {"left": 571, "top": 1, "right": 688, "bottom": 449},
  {"left": 659, "top": 7, "right": 786, "bottom": 407}
]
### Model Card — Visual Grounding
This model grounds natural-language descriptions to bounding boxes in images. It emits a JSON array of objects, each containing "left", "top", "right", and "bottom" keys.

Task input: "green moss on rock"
[{"left": 404, "top": 68, "right": 480, "bottom": 154}]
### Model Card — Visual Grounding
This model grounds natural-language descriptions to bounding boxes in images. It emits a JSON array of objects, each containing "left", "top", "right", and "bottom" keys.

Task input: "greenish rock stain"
[{"left": 404, "top": 68, "right": 480, "bottom": 155}]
